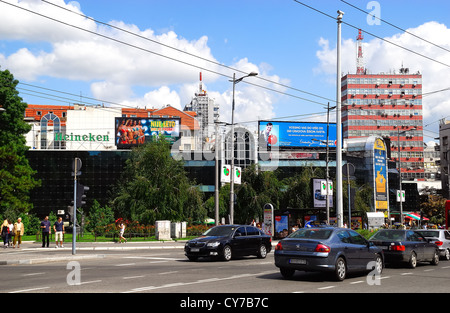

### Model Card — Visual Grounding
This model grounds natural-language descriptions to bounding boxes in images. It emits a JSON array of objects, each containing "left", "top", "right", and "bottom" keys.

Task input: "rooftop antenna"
[{"left": 356, "top": 29, "right": 365, "bottom": 74}]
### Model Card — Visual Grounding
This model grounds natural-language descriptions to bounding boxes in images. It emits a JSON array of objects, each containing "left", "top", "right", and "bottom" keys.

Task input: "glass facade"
[
  {"left": 26, "top": 150, "right": 219, "bottom": 218},
  {"left": 26, "top": 150, "right": 130, "bottom": 218}
]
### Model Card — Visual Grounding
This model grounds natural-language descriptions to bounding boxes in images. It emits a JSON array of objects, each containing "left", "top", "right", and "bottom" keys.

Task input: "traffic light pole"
[{"left": 72, "top": 158, "right": 79, "bottom": 255}]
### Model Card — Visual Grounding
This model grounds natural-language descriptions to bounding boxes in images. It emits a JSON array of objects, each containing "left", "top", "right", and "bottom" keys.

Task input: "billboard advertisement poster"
[
  {"left": 115, "top": 117, "right": 180, "bottom": 149},
  {"left": 258, "top": 121, "right": 337, "bottom": 149},
  {"left": 275, "top": 215, "right": 289, "bottom": 238},
  {"left": 373, "top": 138, "right": 388, "bottom": 210}
]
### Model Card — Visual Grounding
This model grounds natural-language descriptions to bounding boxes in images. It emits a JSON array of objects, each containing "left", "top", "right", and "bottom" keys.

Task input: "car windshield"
[
  {"left": 370, "top": 230, "right": 405, "bottom": 241},
  {"left": 202, "top": 226, "right": 235, "bottom": 237},
  {"left": 417, "top": 230, "right": 439, "bottom": 237},
  {"left": 288, "top": 228, "right": 333, "bottom": 239}
]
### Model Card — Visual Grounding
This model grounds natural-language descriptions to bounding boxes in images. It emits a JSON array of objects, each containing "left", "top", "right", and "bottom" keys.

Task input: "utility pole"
[
  {"left": 229, "top": 72, "right": 258, "bottom": 224},
  {"left": 336, "top": 10, "right": 344, "bottom": 227}
]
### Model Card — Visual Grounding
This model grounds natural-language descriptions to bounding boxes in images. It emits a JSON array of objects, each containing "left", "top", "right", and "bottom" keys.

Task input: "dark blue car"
[
  {"left": 274, "top": 227, "right": 384, "bottom": 281},
  {"left": 369, "top": 229, "right": 440, "bottom": 268}
]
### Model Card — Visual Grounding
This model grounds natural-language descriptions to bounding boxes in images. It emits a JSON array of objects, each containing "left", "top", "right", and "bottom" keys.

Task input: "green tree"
[
  {"left": 281, "top": 166, "right": 324, "bottom": 209},
  {"left": 420, "top": 194, "right": 446, "bottom": 225},
  {"left": 110, "top": 140, "right": 206, "bottom": 224},
  {"left": 0, "top": 69, "right": 40, "bottom": 217},
  {"left": 234, "top": 164, "right": 282, "bottom": 224},
  {"left": 86, "top": 200, "right": 115, "bottom": 238}
]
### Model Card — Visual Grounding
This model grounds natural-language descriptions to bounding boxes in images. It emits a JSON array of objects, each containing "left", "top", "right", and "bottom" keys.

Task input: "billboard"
[
  {"left": 115, "top": 117, "right": 180, "bottom": 149},
  {"left": 373, "top": 138, "right": 388, "bottom": 211},
  {"left": 258, "top": 121, "right": 337, "bottom": 149}
]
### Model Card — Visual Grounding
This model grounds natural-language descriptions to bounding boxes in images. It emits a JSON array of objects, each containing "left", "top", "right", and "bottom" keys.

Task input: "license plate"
[
  {"left": 190, "top": 248, "right": 200, "bottom": 252},
  {"left": 290, "top": 258, "right": 307, "bottom": 265}
]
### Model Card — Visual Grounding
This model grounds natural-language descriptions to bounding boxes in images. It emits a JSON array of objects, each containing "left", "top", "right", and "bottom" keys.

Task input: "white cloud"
[{"left": 0, "top": 0, "right": 287, "bottom": 124}]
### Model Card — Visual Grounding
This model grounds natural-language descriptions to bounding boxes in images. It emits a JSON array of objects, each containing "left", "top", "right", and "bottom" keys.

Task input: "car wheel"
[
  {"left": 408, "top": 252, "right": 417, "bottom": 269},
  {"left": 257, "top": 244, "right": 267, "bottom": 259},
  {"left": 444, "top": 249, "right": 450, "bottom": 261},
  {"left": 222, "top": 245, "right": 232, "bottom": 261},
  {"left": 374, "top": 254, "right": 383, "bottom": 275},
  {"left": 280, "top": 267, "right": 295, "bottom": 279},
  {"left": 334, "top": 257, "right": 347, "bottom": 281},
  {"left": 431, "top": 250, "right": 439, "bottom": 265},
  {"left": 187, "top": 256, "right": 198, "bottom": 262}
]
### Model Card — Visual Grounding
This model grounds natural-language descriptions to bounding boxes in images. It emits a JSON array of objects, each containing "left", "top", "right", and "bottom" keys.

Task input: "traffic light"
[{"left": 76, "top": 181, "right": 89, "bottom": 207}]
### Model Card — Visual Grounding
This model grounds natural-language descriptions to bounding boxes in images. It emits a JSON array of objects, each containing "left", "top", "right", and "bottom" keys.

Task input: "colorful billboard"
[
  {"left": 373, "top": 138, "right": 388, "bottom": 211},
  {"left": 258, "top": 121, "right": 338, "bottom": 149},
  {"left": 115, "top": 117, "right": 180, "bottom": 149}
]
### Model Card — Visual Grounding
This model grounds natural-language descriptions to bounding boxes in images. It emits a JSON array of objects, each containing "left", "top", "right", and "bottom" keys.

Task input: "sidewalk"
[{"left": 0, "top": 240, "right": 187, "bottom": 265}]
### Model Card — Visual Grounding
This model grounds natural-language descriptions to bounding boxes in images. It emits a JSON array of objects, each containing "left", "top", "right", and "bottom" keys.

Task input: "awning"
[{"left": 404, "top": 212, "right": 429, "bottom": 221}]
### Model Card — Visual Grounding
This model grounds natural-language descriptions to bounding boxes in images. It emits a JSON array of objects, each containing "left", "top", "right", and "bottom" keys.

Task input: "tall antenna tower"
[{"left": 356, "top": 29, "right": 365, "bottom": 74}]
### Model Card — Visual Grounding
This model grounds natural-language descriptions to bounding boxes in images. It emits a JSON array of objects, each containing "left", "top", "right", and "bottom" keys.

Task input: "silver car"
[{"left": 417, "top": 229, "right": 450, "bottom": 261}]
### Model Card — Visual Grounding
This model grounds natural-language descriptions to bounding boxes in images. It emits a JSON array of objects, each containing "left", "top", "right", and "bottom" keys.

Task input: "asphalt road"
[{"left": 2, "top": 246, "right": 450, "bottom": 295}]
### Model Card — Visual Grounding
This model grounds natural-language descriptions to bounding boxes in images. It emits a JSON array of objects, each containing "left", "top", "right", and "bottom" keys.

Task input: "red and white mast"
[{"left": 356, "top": 29, "right": 365, "bottom": 74}]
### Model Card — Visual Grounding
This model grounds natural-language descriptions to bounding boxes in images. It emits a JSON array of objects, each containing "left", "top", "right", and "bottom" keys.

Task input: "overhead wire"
[
  {"left": 0, "top": 0, "right": 333, "bottom": 109},
  {"left": 340, "top": 0, "right": 450, "bottom": 54},
  {"left": 292, "top": 0, "right": 450, "bottom": 69}
]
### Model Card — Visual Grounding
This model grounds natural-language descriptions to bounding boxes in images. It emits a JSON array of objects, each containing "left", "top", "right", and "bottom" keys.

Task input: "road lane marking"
[
  {"left": 318, "top": 286, "right": 335, "bottom": 290},
  {"left": 123, "top": 275, "right": 145, "bottom": 279},
  {"left": 79, "top": 280, "right": 102, "bottom": 285},
  {"left": 9, "top": 287, "right": 50, "bottom": 293},
  {"left": 123, "top": 270, "right": 276, "bottom": 293},
  {"left": 23, "top": 272, "right": 46, "bottom": 277},
  {"left": 159, "top": 271, "right": 179, "bottom": 275}
]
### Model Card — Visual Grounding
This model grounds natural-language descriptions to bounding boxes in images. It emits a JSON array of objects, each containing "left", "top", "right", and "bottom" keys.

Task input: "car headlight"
[{"left": 207, "top": 242, "right": 220, "bottom": 248}]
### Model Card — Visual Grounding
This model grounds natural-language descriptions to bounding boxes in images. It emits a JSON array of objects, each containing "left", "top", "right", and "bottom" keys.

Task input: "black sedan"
[
  {"left": 369, "top": 229, "right": 440, "bottom": 268},
  {"left": 184, "top": 225, "right": 272, "bottom": 261},
  {"left": 274, "top": 227, "right": 384, "bottom": 281}
]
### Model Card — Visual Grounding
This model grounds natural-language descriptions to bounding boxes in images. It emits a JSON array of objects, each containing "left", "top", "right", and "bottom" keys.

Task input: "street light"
[
  {"left": 397, "top": 126, "right": 417, "bottom": 226},
  {"left": 336, "top": 10, "right": 344, "bottom": 227},
  {"left": 229, "top": 72, "right": 258, "bottom": 224}
]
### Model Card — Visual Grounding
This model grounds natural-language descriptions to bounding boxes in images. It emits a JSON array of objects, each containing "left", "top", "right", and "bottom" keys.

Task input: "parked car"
[
  {"left": 369, "top": 229, "right": 440, "bottom": 268},
  {"left": 184, "top": 225, "right": 272, "bottom": 261},
  {"left": 274, "top": 227, "right": 384, "bottom": 281},
  {"left": 416, "top": 229, "right": 450, "bottom": 261}
]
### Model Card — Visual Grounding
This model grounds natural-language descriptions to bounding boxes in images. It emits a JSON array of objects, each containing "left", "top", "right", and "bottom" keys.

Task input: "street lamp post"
[
  {"left": 397, "top": 126, "right": 416, "bottom": 226},
  {"left": 336, "top": 10, "right": 344, "bottom": 227},
  {"left": 229, "top": 72, "right": 258, "bottom": 224}
]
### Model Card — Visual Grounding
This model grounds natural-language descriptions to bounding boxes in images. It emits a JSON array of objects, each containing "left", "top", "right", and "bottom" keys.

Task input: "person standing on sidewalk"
[
  {"left": 53, "top": 217, "right": 65, "bottom": 248},
  {"left": 40, "top": 216, "right": 51, "bottom": 248},
  {"left": 13, "top": 217, "right": 24, "bottom": 248},
  {"left": 2, "top": 219, "right": 10, "bottom": 248}
]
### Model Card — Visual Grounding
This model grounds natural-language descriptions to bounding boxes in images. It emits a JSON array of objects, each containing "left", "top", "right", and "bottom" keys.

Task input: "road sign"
[
  {"left": 396, "top": 190, "right": 405, "bottom": 202},
  {"left": 221, "top": 165, "right": 231, "bottom": 183},
  {"left": 234, "top": 166, "right": 242, "bottom": 185},
  {"left": 320, "top": 180, "right": 333, "bottom": 196}
]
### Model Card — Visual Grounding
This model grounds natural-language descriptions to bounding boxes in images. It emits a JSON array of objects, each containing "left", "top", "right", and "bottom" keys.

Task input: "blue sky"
[{"left": 1, "top": 0, "right": 450, "bottom": 141}]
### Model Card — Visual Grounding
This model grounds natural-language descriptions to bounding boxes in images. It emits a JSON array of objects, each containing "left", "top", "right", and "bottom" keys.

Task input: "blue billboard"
[{"left": 259, "top": 121, "right": 337, "bottom": 149}]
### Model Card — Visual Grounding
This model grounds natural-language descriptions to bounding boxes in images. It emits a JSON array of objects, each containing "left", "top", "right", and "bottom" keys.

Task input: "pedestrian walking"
[
  {"left": 53, "top": 217, "right": 65, "bottom": 248},
  {"left": 1, "top": 219, "right": 10, "bottom": 248},
  {"left": 40, "top": 216, "right": 51, "bottom": 247},
  {"left": 13, "top": 217, "right": 24, "bottom": 248},
  {"left": 118, "top": 221, "right": 127, "bottom": 243}
]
